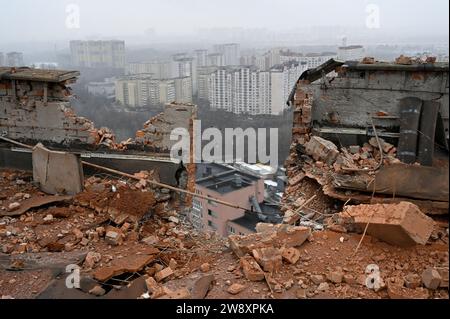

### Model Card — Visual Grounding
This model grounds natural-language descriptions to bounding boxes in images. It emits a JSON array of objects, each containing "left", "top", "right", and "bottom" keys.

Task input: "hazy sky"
[{"left": 0, "top": 0, "right": 448, "bottom": 43}]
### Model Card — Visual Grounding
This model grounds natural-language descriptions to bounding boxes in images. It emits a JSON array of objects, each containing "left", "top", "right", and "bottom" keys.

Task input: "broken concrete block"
[
  {"left": 339, "top": 202, "right": 435, "bottom": 246},
  {"left": 229, "top": 225, "right": 310, "bottom": 257},
  {"left": 240, "top": 255, "right": 265, "bottom": 282},
  {"left": 404, "top": 273, "right": 422, "bottom": 289},
  {"left": 155, "top": 267, "right": 174, "bottom": 282},
  {"left": 327, "top": 270, "right": 344, "bottom": 284},
  {"left": 84, "top": 252, "right": 102, "bottom": 269},
  {"left": 310, "top": 274, "right": 325, "bottom": 285},
  {"left": 32, "top": 143, "right": 84, "bottom": 195},
  {"left": 304, "top": 136, "right": 339, "bottom": 165},
  {"left": 421, "top": 268, "right": 442, "bottom": 290},
  {"left": 145, "top": 277, "right": 165, "bottom": 299},
  {"left": 7, "top": 202, "right": 21, "bottom": 212},
  {"left": 281, "top": 247, "right": 301, "bottom": 265},
  {"left": 252, "top": 247, "right": 282, "bottom": 273},
  {"left": 105, "top": 230, "right": 123, "bottom": 246}
]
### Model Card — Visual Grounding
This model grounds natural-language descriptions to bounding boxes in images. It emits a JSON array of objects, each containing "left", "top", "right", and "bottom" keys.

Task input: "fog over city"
[{"left": 1, "top": 0, "right": 449, "bottom": 48}]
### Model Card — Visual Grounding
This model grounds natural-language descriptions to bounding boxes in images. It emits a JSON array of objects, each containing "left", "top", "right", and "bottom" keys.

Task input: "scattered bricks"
[
  {"left": 404, "top": 273, "right": 422, "bottom": 289},
  {"left": 72, "top": 228, "right": 84, "bottom": 240},
  {"left": 43, "top": 214, "right": 53, "bottom": 222},
  {"left": 361, "top": 57, "right": 375, "bottom": 64},
  {"left": 145, "top": 277, "right": 165, "bottom": 299},
  {"left": 142, "top": 235, "right": 159, "bottom": 246},
  {"left": 317, "top": 282, "right": 329, "bottom": 292},
  {"left": 240, "top": 255, "right": 265, "bottom": 282},
  {"left": 288, "top": 172, "right": 305, "bottom": 186},
  {"left": 252, "top": 247, "right": 282, "bottom": 273},
  {"left": 339, "top": 202, "right": 435, "bottom": 246},
  {"left": 105, "top": 229, "right": 123, "bottom": 246},
  {"left": 281, "top": 247, "right": 301, "bottom": 265},
  {"left": 200, "top": 263, "right": 210, "bottom": 273},
  {"left": 327, "top": 270, "right": 344, "bottom": 284},
  {"left": 155, "top": 267, "right": 174, "bottom": 282},
  {"left": 387, "top": 283, "right": 429, "bottom": 299},
  {"left": 84, "top": 252, "right": 102, "bottom": 269},
  {"left": 426, "top": 56, "right": 437, "bottom": 64},
  {"left": 421, "top": 268, "right": 442, "bottom": 290},
  {"left": 7, "top": 202, "right": 20, "bottom": 212},
  {"left": 227, "top": 283, "right": 246, "bottom": 295},
  {"left": 310, "top": 274, "right": 325, "bottom": 285},
  {"left": 395, "top": 55, "right": 413, "bottom": 65},
  {"left": 304, "top": 136, "right": 339, "bottom": 165}
]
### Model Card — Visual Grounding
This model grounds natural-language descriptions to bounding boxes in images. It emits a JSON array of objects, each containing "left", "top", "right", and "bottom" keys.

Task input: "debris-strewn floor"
[{"left": 0, "top": 169, "right": 448, "bottom": 299}]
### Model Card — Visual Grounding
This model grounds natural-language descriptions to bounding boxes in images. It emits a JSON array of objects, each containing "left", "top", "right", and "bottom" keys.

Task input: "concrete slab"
[{"left": 32, "top": 143, "right": 84, "bottom": 195}]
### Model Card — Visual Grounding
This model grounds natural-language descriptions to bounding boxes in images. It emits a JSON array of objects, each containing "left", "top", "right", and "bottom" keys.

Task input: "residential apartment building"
[
  {"left": 174, "top": 77, "right": 193, "bottom": 104},
  {"left": 126, "top": 61, "right": 174, "bottom": 79},
  {"left": 191, "top": 163, "right": 282, "bottom": 237},
  {"left": 194, "top": 49, "right": 208, "bottom": 67},
  {"left": 6, "top": 52, "right": 24, "bottom": 66},
  {"left": 213, "top": 43, "right": 240, "bottom": 66},
  {"left": 86, "top": 77, "right": 116, "bottom": 99},
  {"left": 280, "top": 50, "right": 337, "bottom": 69},
  {"left": 197, "top": 66, "right": 218, "bottom": 100},
  {"left": 206, "top": 53, "right": 225, "bottom": 67},
  {"left": 70, "top": 40, "right": 126, "bottom": 68},
  {"left": 338, "top": 45, "right": 365, "bottom": 61},
  {"left": 0, "top": 53, "right": 4, "bottom": 66},
  {"left": 190, "top": 163, "right": 264, "bottom": 237},
  {"left": 207, "top": 61, "right": 306, "bottom": 115},
  {"left": 115, "top": 74, "right": 175, "bottom": 107}
]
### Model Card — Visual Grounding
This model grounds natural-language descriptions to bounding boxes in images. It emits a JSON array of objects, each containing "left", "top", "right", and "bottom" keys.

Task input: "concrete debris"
[
  {"left": 154, "top": 267, "right": 174, "bottom": 282},
  {"left": 252, "top": 247, "right": 282, "bottom": 273},
  {"left": 1, "top": 195, "right": 73, "bottom": 217},
  {"left": 191, "top": 274, "right": 215, "bottom": 299},
  {"left": 229, "top": 223, "right": 310, "bottom": 257},
  {"left": 421, "top": 268, "right": 442, "bottom": 290},
  {"left": 240, "top": 255, "right": 265, "bottom": 281},
  {"left": 304, "top": 136, "right": 339, "bottom": 165},
  {"left": 337, "top": 202, "right": 435, "bottom": 246},
  {"left": 32, "top": 143, "right": 84, "bottom": 195},
  {"left": 281, "top": 247, "right": 301, "bottom": 265}
]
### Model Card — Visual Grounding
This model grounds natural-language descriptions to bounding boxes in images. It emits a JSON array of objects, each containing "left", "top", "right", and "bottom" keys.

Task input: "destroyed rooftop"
[{"left": 0, "top": 67, "right": 80, "bottom": 82}]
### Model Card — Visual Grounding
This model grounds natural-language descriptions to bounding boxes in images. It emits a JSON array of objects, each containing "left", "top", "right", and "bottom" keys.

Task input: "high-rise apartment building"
[
  {"left": 197, "top": 66, "right": 218, "bottom": 100},
  {"left": 126, "top": 61, "right": 173, "bottom": 79},
  {"left": 70, "top": 40, "right": 126, "bottom": 68},
  {"left": 206, "top": 53, "right": 225, "bottom": 67},
  {"left": 207, "top": 61, "right": 306, "bottom": 115},
  {"left": 213, "top": 43, "right": 240, "bottom": 66},
  {"left": 0, "top": 53, "right": 4, "bottom": 66},
  {"left": 280, "top": 50, "right": 337, "bottom": 69},
  {"left": 115, "top": 74, "right": 192, "bottom": 107},
  {"left": 337, "top": 45, "right": 365, "bottom": 61},
  {"left": 194, "top": 49, "right": 208, "bottom": 67}
]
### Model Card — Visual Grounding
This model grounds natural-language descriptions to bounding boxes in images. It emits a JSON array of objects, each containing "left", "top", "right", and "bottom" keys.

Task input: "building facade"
[
  {"left": 207, "top": 61, "right": 306, "bottom": 115},
  {"left": 280, "top": 50, "right": 337, "bottom": 69},
  {"left": 190, "top": 163, "right": 265, "bottom": 237},
  {"left": 213, "top": 43, "right": 240, "bottom": 66},
  {"left": 70, "top": 40, "right": 125, "bottom": 68},
  {"left": 337, "top": 45, "right": 365, "bottom": 61}
]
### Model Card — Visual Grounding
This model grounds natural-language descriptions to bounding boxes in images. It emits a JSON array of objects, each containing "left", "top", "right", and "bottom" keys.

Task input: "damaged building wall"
[
  {"left": 0, "top": 69, "right": 99, "bottom": 146},
  {"left": 303, "top": 63, "right": 449, "bottom": 144},
  {"left": 284, "top": 59, "right": 449, "bottom": 213},
  {"left": 0, "top": 67, "right": 197, "bottom": 202}
]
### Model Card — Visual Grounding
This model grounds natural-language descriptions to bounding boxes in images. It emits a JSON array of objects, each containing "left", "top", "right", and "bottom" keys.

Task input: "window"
[
  {"left": 208, "top": 220, "right": 217, "bottom": 230},
  {"left": 208, "top": 209, "right": 218, "bottom": 218},
  {"left": 228, "top": 226, "right": 236, "bottom": 234}
]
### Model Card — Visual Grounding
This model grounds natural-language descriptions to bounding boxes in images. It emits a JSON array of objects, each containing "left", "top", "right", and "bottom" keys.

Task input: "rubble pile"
[{"left": 0, "top": 168, "right": 449, "bottom": 299}]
